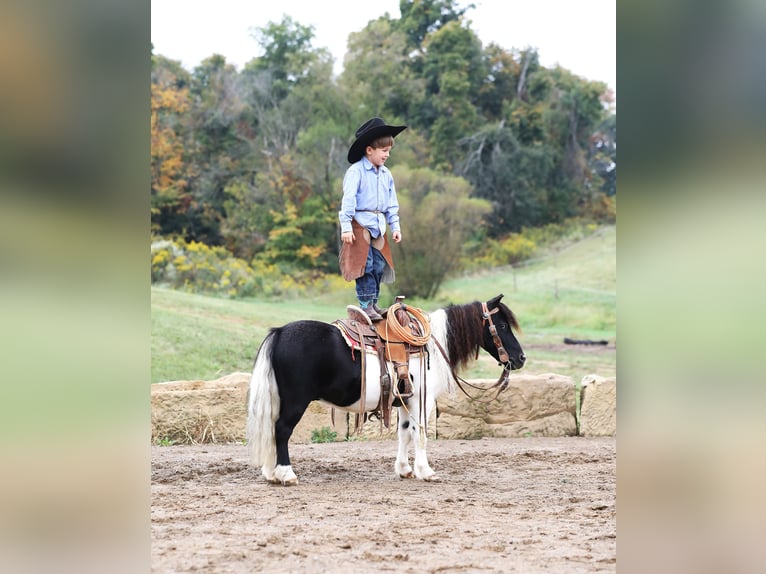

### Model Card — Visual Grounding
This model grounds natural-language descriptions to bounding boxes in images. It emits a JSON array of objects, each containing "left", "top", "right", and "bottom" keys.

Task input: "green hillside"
[{"left": 152, "top": 226, "right": 615, "bottom": 383}]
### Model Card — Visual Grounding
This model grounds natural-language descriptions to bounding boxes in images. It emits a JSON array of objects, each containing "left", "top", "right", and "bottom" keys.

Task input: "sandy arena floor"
[{"left": 152, "top": 437, "right": 615, "bottom": 573}]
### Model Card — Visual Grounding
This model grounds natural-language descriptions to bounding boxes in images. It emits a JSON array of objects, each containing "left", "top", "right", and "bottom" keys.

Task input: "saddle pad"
[{"left": 333, "top": 322, "right": 379, "bottom": 354}]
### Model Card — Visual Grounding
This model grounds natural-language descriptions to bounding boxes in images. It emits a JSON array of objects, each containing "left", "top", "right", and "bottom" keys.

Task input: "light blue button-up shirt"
[{"left": 339, "top": 157, "right": 400, "bottom": 238}]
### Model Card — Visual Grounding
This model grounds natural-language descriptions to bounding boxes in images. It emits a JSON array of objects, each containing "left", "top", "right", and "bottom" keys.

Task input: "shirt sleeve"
[
  {"left": 386, "top": 174, "right": 400, "bottom": 233},
  {"left": 339, "top": 166, "right": 360, "bottom": 234}
]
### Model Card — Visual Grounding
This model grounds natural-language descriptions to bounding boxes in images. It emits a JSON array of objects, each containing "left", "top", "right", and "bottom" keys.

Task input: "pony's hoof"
[
  {"left": 399, "top": 471, "right": 414, "bottom": 479},
  {"left": 274, "top": 465, "right": 298, "bottom": 486},
  {"left": 422, "top": 474, "right": 441, "bottom": 482}
]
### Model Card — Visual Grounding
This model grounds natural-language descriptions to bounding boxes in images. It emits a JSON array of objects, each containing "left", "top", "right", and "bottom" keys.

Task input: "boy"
[{"left": 338, "top": 117, "right": 407, "bottom": 321}]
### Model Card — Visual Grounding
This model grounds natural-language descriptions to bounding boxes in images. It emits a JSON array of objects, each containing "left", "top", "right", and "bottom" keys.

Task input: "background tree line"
[{"left": 151, "top": 0, "right": 616, "bottom": 298}]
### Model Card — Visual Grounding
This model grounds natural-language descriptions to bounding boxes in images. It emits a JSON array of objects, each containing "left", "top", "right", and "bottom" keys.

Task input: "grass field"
[{"left": 151, "top": 225, "right": 615, "bottom": 384}]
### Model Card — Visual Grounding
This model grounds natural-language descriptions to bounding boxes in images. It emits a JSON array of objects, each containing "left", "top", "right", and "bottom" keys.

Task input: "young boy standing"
[{"left": 338, "top": 117, "right": 407, "bottom": 322}]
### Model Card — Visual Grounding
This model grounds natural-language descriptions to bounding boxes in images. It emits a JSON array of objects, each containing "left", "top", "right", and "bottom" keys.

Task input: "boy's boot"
[
  {"left": 360, "top": 300, "right": 382, "bottom": 322},
  {"left": 372, "top": 300, "right": 387, "bottom": 316}
]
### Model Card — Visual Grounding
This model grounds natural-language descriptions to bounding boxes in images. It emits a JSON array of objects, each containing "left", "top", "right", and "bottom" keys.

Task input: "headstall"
[{"left": 481, "top": 302, "right": 510, "bottom": 364}]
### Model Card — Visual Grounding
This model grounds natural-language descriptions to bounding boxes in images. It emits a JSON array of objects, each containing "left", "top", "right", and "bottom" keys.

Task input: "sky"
[{"left": 151, "top": 0, "right": 615, "bottom": 92}]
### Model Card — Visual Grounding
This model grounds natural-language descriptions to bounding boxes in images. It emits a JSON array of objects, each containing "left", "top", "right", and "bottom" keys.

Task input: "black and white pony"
[{"left": 247, "top": 294, "right": 525, "bottom": 485}]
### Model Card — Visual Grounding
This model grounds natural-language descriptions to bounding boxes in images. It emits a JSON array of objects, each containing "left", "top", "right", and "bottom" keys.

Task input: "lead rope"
[
  {"left": 431, "top": 337, "right": 511, "bottom": 404},
  {"left": 420, "top": 350, "right": 428, "bottom": 447}
]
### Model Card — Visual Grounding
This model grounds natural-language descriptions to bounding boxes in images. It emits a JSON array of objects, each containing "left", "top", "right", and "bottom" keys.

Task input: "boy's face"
[{"left": 366, "top": 145, "right": 392, "bottom": 168}]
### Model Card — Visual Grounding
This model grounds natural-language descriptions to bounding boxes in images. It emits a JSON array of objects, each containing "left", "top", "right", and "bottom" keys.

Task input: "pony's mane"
[{"left": 444, "top": 300, "right": 521, "bottom": 371}]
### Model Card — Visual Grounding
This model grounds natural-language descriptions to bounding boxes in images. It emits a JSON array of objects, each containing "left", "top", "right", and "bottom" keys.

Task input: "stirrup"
[{"left": 392, "top": 379, "right": 413, "bottom": 407}]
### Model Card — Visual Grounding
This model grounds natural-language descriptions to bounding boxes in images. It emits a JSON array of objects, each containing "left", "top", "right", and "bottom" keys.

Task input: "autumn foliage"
[{"left": 150, "top": 3, "right": 615, "bottom": 298}]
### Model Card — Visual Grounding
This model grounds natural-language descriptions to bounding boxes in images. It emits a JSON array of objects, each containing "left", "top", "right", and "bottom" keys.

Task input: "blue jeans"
[{"left": 355, "top": 245, "right": 386, "bottom": 306}]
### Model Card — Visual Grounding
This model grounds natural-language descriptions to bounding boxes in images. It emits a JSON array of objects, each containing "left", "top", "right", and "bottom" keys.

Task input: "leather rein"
[{"left": 431, "top": 302, "right": 512, "bottom": 404}]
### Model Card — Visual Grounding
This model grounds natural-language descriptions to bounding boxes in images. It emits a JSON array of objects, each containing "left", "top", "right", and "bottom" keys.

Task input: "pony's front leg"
[
  {"left": 411, "top": 430, "right": 438, "bottom": 481},
  {"left": 395, "top": 410, "right": 414, "bottom": 478},
  {"left": 410, "top": 398, "right": 439, "bottom": 481}
]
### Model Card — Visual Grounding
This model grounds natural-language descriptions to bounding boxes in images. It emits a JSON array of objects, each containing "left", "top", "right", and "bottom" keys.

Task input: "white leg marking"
[
  {"left": 411, "top": 397, "right": 438, "bottom": 481},
  {"left": 274, "top": 465, "right": 298, "bottom": 486},
  {"left": 396, "top": 410, "right": 414, "bottom": 478},
  {"left": 413, "top": 439, "right": 438, "bottom": 482},
  {"left": 261, "top": 463, "right": 277, "bottom": 483}
]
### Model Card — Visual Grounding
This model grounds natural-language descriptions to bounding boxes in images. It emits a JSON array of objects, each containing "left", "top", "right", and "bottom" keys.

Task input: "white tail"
[{"left": 246, "top": 334, "right": 279, "bottom": 469}]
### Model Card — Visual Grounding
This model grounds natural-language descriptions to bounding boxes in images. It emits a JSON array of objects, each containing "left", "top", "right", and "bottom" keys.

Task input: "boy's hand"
[
  {"left": 392, "top": 231, "right": 402, "bottom": 243},
  {"left": 341, "top": 231, "right": 355, "bottom": 244}
]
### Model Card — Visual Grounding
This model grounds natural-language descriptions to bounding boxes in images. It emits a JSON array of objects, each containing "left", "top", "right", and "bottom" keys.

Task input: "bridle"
[
  {"left": 481, "top": 302, "right": 510, "bottom": 364},
  {"left": 431, "top": 302, "right": 514, "bottom": 404}
]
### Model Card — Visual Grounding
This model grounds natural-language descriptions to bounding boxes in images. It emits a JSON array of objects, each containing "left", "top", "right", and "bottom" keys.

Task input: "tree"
[
  {"left": 248, "top": 16, "right": 332, "bottom": 102},
  {"left": 244, "top": 16, "right": 336, "bottom": 161},
  {"left": 240, "top": 154, "right": 337, "bottom": 273},
  {"left": 341, "top": 17, "right": 423, "bottom": 122},
  {"left": 148, "top": 7, "right": 617, "bottom": 299},
  {"left": 390, "top": 166, "right": 490, "bottom": 298},
  {"left": 589, "top": 113, "right": 616, "bottom": 197},
  {"left": 151, "top": 55, "right": 193, "bottom": 236},
  {"left": 515, "top": 48, "right": 541, "bottom": 102},
  {"left": 477, "top": 43, "right": 521, "bottom": 121},
  {"left": 398, "top": 0, "right": 473, "bottom": 51},
  {"left": 180, "top": 55, "right": 252, "bottom": 245},
  {"left": 456, "top": 62, "right": 612, "bottom": 235},
  {"left": 420, "top": 20, "right": 485, "bottom": 169},
  {"left": 538, "top": 68, "right": 609, "bottom": 216},
  {"left": 457, "top": 123, "right": 557, "bottom": 234},
  {"left": 236, "top": 16, "right": 345, "bottom": 268}
]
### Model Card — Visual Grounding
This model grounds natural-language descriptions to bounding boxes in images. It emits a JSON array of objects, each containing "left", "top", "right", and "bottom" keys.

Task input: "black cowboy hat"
[{"left": 347, "top": 117, "right": 407, "bottom": 163}]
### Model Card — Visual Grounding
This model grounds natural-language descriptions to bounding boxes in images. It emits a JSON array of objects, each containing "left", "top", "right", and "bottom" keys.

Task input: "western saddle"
[{"left": 332, "top": 297, "right": 430, "bottom": 430}]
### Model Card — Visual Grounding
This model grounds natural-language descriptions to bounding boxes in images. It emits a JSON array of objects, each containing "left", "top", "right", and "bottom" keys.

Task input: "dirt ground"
[{"left": 152, "top": 437, "right": 616, "bottom": 573}]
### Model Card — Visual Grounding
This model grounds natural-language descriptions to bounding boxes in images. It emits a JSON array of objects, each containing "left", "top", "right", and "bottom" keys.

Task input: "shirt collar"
[{"left": 362, "top": 156, "right": 386, "bottom": 173}]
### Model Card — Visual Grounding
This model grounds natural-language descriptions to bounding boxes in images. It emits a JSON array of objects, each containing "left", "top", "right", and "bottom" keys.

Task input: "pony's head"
[{"left": 481, "top": 294, "right": 526, "bottom": 371}]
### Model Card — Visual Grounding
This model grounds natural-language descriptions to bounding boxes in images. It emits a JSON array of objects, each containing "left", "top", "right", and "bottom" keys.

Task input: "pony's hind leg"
[
  {"left": 395, "top": 412, "right": 414, "bottom": 478},
  {"left": 272, "top": 464, "right": 298, "bottom": 486},
  {"left": 260, "top": 454, "right": 277, "bottom": 483},
  {"left": 270, "top": 405, "right": 306, "bottom": 486}
]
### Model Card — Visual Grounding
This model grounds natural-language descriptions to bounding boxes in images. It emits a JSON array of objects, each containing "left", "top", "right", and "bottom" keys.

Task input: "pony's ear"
[{"left": 487, "top": 294, "right": 504, "bottom": 309}]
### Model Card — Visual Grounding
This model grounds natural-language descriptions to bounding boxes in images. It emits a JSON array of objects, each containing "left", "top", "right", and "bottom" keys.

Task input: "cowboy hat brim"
[{"left": 347, "top": 123, "right": 407, "bottom": 163}]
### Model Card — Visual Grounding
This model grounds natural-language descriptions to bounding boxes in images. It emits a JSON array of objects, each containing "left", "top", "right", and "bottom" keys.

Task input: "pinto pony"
[{"left": 247, "top": 294, "right": 525, "bottom": 485}]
